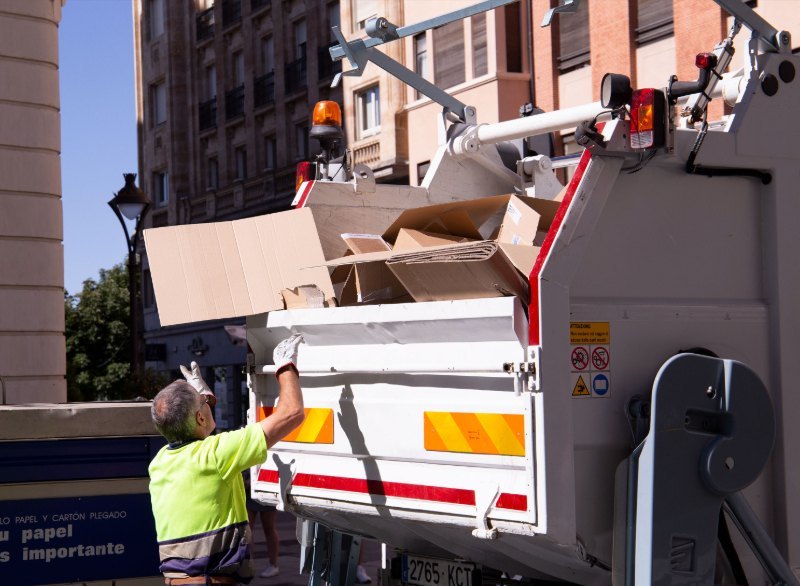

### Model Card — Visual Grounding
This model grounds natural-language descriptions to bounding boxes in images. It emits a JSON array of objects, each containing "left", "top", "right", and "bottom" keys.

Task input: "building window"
[
  {"left": 295, "top": 124, "right": 309, "bottom": 160},
  {"left": 149, "top": 0, "right": 164, "bottom": 39},
  {"left": 206, "top": 64, "right": 217, "bottom": 99},
  {"left": 261, "top": 36, "right": 274, "bottom": 74},
  {"left": 557, "top": 2, "right": 590, "bottom": 72},
  {"left": 472, "top": 14, "right": 487, "bottom": 77},
  {"left": 434, "top": 21, "right": 465, "bottom": 89},
  {"left": 636, "top": 0, "right": 674, "bottom": 45},
  {"left": 504, "top": 4, "right": 522, "bottom": 73},
  {"left": 293, "top": 19, "right": 307, "bottom": 60},
  {"left": 207, "top": 157, "right": 219, "bottom": 189},
  {"left": 356, "top": 85, "right": 380, "bottom": 139},
  {"left": 353, "top": 0, "right": 378, "bottom": 30},
  {"left": 235, "top": 146, "right": 247, "bottom": 180},
  {"left": 264, "top": 136, "right": 276, "bottom": 170},
  {"left": 233, "top": 51, "right": 245, "bottom": 87},
  {"left": 153, "top": 171, "right": 169, "bottom": 206},
  {"left": 413, "top": 33, "right": 428, "bottom": 99},
  {"left": 150, "top": 81, "right": 167, "bottom": 126},
  {"left": 327, "top": 2, "right": 340, "bottom": 42}
]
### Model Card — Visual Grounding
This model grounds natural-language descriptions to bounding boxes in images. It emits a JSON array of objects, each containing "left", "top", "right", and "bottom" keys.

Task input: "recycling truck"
[{"left": 143, "top": 0, "right": 800, "bottom": 584}]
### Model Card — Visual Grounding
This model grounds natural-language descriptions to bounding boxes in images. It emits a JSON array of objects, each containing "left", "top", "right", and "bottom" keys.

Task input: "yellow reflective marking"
[
  {"left": 424, "top": 412, "right": 525, "bottom": 456},
  {"left": 476, "top": 413, "right": 524, "bottom": 456},
  {"left": 424, "top": 412, "right": 473, "bottom": 453},
  {"left": 260, "top": 407, "right": 334, "bottom": 443},
  {"left": 293, "top": 408, "right": 332, "bottom": 443}
]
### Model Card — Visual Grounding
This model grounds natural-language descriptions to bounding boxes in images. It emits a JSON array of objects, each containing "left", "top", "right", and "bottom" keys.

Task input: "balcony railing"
[
  {"left": 225, "top": 85, "right": 245, "bottom": 120},
  {"left": 196, "top": 7, "right": 215, "bottom": 42},
  {"left": 318, "top": 44, "right": 342, "bottom": 81},
  {"left": 222, "top": 0, "right": 241, "bottom": 28},
  {"left": 254, "top": 71, "right": 275, "bottom": 108},
  {"left": 284, "top": 55, "right": 307, "bottom": 94},
  {"left": 199, "top": 98, "right": 217, "bottom": 130}
]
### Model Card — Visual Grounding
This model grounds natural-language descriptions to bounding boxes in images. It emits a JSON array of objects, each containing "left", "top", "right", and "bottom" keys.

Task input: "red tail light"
[
  {"left": 629, "top": 88, "right": 666, "bottom": 149},
  {"left": 295, "top": 161, "right": 315, "bottom": 193}
]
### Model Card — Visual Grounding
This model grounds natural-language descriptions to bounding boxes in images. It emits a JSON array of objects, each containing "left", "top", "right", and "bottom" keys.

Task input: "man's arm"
[
  {"left": 260, "top": 334, "right": 306, "bottom": 448},
  {"left": 260, "top": 367, "right": 305, "bottom": 448}
]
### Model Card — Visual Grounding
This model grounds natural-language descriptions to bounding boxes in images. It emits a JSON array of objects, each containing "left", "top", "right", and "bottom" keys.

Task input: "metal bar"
[
  {"left": 329, "top": 0, "right": 519, "bottom": 61},
  {"left": 367, "top": 48, "right": 470, "bottom": 119},
  {"left": 724, "top": 492, "right": 800, "bottom": 586},
  {"left": 255, "top": 363, "right": 512, "bottom": 375},
  {"left": 711, "top": 0, "right": 782, "bottom": 52}
]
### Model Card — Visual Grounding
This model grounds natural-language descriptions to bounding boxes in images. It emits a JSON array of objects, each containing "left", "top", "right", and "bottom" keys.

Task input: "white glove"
[
  {"left": 273, "top": 334, "right": 304, "bottom": 374},
  {"left": 180, "top": 361, "right": 214, "bottom": 395}
]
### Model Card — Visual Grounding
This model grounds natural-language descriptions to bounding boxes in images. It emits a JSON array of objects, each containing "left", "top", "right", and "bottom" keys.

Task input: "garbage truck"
[{"left": 143, "top": 0, "right": 800, "bottom": 584}]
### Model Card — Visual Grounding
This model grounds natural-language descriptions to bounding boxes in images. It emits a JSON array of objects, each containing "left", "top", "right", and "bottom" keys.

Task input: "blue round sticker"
[{"left": 592, "top": 373, "right": 609, "bottom": 396}]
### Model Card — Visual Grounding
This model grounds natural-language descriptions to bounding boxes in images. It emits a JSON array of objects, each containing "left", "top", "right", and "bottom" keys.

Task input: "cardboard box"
[
  {"left": 282, "top": 285, "right": 336, "bottom": 309},
  {"left": 321, "top": 194, "right": 560, "bottom": 304},
  {"left": 338, "top": 233, "right": 409, "bottom": 305},
  {"left": 144, "top": 208, "right": 334, "bottom": 326},
  {"left": 340, "top": 233, "right": 392, "bottom": 254}
]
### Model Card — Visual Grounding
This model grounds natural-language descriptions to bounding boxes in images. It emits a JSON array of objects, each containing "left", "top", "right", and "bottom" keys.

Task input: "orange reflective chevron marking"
[
  {"left": 257, "top": 406, "right": 334, "bottom": 444},
  {"left": 423, "top": 412, "right": 525, "bottom": 456}
]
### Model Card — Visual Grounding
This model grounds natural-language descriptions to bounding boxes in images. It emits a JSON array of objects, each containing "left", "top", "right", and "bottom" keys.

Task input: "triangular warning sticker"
[{"left": 572, "top": 375, "right": 590, "bottom": 397}]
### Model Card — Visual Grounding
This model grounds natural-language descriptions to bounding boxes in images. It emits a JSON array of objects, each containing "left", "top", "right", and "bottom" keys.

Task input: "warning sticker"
[
  {"left": 592, "top": 346, "right": 610, "bottom": 370},
  {"left": 570, "top": 322, "right": 610, "bottom": 345},
  {"left": 571, "top": 347, "right": 589, "bottom": 371},
  {"left": 572, "top": 375, "right": 590, "bottom": 397},
  {"left": 570, "top": 323, "right": 611, "bottom": 397}
]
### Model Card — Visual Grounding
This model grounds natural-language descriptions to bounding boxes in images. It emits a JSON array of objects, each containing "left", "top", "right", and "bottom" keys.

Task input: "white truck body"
[{"left": 246, "top": 33, "right": 800, "bottom": 586}]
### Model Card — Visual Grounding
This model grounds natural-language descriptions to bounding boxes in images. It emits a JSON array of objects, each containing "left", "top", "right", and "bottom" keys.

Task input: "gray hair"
[{"left": 151, "top": 380, "right": 200, "bottom": 443}]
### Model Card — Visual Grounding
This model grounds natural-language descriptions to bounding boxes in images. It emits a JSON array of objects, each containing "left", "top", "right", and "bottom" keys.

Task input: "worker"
[{"left": 148, "top": 334, "right": 305, "bottom": 586}]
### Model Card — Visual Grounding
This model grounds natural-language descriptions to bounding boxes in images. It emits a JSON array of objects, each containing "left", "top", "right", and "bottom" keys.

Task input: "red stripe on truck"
[
  {"left": 528, "top": 150, "right": 593, "bottom": 346},
  {"left": 294, "top": 180, "right": 315, "bottom": 208},
  {"left": 256, "top": 469, "right": 527, "bottom": 511}
]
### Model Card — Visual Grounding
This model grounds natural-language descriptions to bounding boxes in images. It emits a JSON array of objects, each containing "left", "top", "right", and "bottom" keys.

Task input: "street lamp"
[{"left": 108, "top": 173, "right": 151, "bottom": 379}]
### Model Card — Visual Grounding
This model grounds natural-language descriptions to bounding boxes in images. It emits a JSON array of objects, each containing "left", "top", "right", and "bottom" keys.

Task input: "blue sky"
[{"left": 60, "top": 0, "right": 138, "bottom": 295}]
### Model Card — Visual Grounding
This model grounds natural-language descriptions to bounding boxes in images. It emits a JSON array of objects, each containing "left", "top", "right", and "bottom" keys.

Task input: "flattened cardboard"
[
  {"left": 385, "top": 241, "right": 530, "bottom": 302},
  {"left": 144, "top": 208, "right": 334, "bottom": 326},
  {"left": 382, "top": 194, "right": 511, "bottom": 242},
  {"left": 393, "top": 229, "right": 472, "bottom": 251}
]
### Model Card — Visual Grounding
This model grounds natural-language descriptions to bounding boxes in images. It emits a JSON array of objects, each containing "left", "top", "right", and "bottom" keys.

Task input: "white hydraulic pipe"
[{"left": 479, "top": 101, "right": 604, "bottom": 145}]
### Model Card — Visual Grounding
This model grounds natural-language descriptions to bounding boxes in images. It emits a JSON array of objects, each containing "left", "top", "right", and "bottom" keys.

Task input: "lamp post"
[{"left": 108, "top": 173, "right": 151, "bottom": 379}]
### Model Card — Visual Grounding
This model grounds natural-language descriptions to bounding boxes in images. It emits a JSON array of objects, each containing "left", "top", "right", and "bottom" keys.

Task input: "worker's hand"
[
  {"left": 180, "top": 361, "right": 213, "bottom": 395},
  {"left": 273, "top": 334, "right": 304, "bottom": 375}
]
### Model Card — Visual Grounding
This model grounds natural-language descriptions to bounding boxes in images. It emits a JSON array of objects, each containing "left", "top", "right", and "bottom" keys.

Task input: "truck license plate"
[{"left": 402, "top": 554, "right": 477, "bottom": 586}]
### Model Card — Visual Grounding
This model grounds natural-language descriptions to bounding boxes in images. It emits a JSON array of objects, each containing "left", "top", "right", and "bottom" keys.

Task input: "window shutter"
[
  {"left": 557, "top": 1, "right": 590, "bottom": 72},
  {"left": 434, "top": 21, "right": 465, "bottom": 89},
  {"left": 636, "top": 0, "right": 674, "bottom": 44},
  {"left": 472, "top": 14, "right": 487, "bottom": 77}
]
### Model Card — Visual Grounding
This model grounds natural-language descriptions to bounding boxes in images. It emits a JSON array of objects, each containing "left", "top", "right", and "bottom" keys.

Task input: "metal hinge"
[{"left": 503, "top": 362, "right": 536, "bottom": 375}]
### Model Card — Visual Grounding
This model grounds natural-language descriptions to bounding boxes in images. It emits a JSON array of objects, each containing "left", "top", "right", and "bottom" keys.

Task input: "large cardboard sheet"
[{"left": 144, "top": 208, "right": 333, "bottom": 326}]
